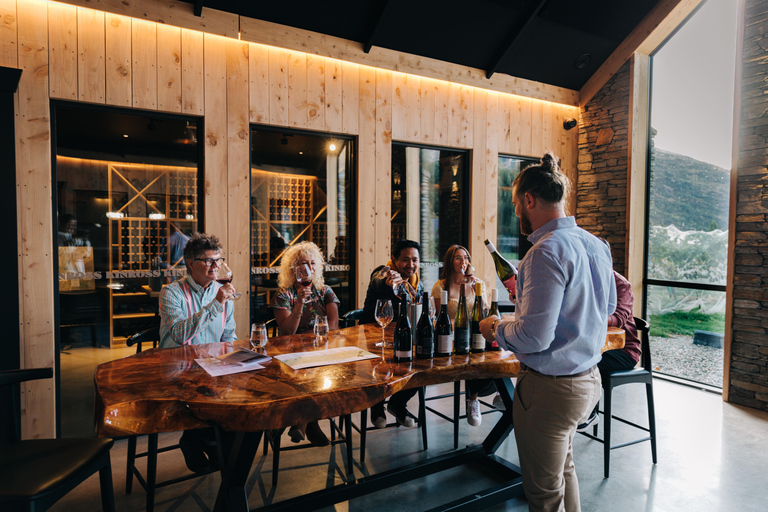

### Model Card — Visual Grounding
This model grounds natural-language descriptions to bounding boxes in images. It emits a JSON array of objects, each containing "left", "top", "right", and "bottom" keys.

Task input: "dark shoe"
[
  {"left": 371, "top": 402, "right": 387, "bottom": 429},
  {"left": 305, "top": 421, "right": 330, "bottom": 446},
  {"left": 179, "top": 432, "right": 212, "bottom": 473},
  {"left": 387, "top": 403, "right": 415, "bottom": 428},
  {"left": 201, "top": 442, "right": 220, "bottom": 472},
  {"left": 288, "top": 425, "right": 305, "bottom": 443},
  {"left": 577, "top": 410, "right": 599, "bottom": 432}
]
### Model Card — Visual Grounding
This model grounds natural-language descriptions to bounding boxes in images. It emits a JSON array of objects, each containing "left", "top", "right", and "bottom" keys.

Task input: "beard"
[{"left": 518, "top": 209, "right": 533, "bottom": 236}]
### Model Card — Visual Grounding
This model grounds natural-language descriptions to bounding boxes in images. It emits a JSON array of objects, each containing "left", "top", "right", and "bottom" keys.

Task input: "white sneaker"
[
  {"left": 492, "top": 393, "right": 506, "bottom": 411},
  {"left": 373, "top": 416, "right": 387, "bottom": 429},
  {"left": 467, "top": 399, "right": 482, "bottom": 427}
]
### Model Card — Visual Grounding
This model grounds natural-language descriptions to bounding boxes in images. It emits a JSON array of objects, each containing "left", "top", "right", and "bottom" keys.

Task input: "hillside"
[{"left": 649, "top": 148, "right": 730, "bottom": 231}]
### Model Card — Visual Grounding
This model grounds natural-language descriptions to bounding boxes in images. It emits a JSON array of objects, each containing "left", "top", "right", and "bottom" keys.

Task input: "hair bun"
[{"left": 541, "top": 152, "right": 562, "bottom": 170}]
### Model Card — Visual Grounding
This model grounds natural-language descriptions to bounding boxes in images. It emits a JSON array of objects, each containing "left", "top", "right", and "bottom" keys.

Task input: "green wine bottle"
[
  {"left": 484, "top": 239, "right": 518, "bottom": 300},
  {"left": 486, "top": 288, "right": 502, "bottom": 351},
  {"left": 470, "top": 282, "right": 485, "bottom": 353},
  {"left": 454, "top": 284, "right": 470, "bottom": 355}
]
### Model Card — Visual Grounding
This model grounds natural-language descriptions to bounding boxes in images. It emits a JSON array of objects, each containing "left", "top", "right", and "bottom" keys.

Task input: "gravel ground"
[{"left": 650, "top": 334, "right": 723, "bottom": 388}]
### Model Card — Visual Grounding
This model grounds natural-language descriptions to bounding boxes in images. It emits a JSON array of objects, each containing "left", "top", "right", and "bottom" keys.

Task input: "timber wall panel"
[
  {"left": 0, "top": 0, "right": 17, "bottom": 68},
  {"left": 105, "top": 13, "right": 131, "bottom": 107},
  {"left": 77, "top": 7, "right": 104, "bottom": 104},
  {"left": 203, "top": 33, "right": 228, "bottom": 240},
  {"left": 248, "top": 42, "right": 269, "bottom": 124},
  {"left": 156, "top": 23, "right": 181, "bottom": 112},
  {"left": 3, "top": 0, "right": 581, "bottom": 435},
  {"left": 305, "top": 54, "right": 324, "bottom": 131},
  {"left": 131, "top": 19, "right": 156, "bottom": 109},
  {"left": 48, "top": 2, "right": 77, "bottom": 100},
  {"left": 180, "top": 28, "right": 203, "bottom": 115},
  {"left": 324, "top": 57, "right": 342, "bottom": 133},
  {"left": 226, "top": 38, "right": 249, "bottom": 340},
  {"left": 16, "top": 0, "right": 54, "bottom": 439}
]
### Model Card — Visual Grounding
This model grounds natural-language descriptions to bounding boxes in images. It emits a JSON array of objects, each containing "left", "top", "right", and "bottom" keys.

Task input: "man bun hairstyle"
[{"left": 513, "top": 151, "right": 570, "bottom": 204}]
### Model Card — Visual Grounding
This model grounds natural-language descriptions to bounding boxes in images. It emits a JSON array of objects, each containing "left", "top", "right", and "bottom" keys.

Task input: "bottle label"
[
  {"left": 395, "top": 349, "right": 412, "bottom": 359},
  {"left": 502, "top": 276, "right": 517, "bottom": 298},
  {"left": 455, "top": 328, "right": 470, "bottom": 352},
  {"left": 471, "top": 333, "right": 485, "bottom": 351},
  {"left": 437, "top": 333, "right": 453, "bottom": 354},
  {"left": 417, "top": 336, "right": 433, "bottom": 355}
]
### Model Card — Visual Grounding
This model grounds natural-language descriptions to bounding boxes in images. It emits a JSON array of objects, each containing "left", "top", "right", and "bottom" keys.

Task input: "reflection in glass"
[{"left": 391, "top": 144, "right": 468, "bottom": 286}]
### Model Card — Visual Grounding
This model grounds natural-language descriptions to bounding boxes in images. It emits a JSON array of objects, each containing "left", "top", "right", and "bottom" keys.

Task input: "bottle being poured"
[{"left": 484, "top": 239, "right": 518, "bottom": 301}]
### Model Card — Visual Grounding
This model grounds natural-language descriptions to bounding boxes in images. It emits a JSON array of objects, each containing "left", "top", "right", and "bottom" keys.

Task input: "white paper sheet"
[{"left": 273, "top": 346, "right": 379, "bottom": 370}]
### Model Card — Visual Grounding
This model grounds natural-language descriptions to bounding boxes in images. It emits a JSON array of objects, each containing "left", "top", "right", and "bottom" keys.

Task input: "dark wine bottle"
[
  {"left": 486, "top": 288, "right": 502, "bottom": 351},
  {"left": 484, "top": 239, "right": 518, "bottom": 300},
  {"left": 435, "top": 290, "right": 453, "bottom": 357},
  {"left": 470, "top": 282, "right": 485, "bottom": 353},
  {"left": 393, "top": 298, "right": 412, "bottom": 362},
  {"left": 454, "top": 284, "right": 470, "bottom": 355},
  {"left": 416, "top": 291, "right": 434, "bottom": 359}
]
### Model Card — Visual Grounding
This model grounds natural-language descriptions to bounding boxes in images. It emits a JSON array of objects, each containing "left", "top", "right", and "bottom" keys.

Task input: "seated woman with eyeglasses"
[{"left": 270, "top": 241, "right": 340, "bottom": 446}]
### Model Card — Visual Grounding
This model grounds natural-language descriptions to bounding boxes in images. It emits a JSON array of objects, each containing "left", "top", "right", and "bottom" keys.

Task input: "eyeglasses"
[{"left": 194, "top": 257, "right": 225, "bottom": 267}]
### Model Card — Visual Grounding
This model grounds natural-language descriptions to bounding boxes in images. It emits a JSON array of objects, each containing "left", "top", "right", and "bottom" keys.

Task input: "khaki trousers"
[{"left": 513, "top": 366, "right": 601, "bottom": 512}]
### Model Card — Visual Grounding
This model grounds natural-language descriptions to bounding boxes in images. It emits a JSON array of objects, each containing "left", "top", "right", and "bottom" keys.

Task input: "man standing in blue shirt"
[{"left": 481, "top": 153, "right": 616, "bottom": 512}]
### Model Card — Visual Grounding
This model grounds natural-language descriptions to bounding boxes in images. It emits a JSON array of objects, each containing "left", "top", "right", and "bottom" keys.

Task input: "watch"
[{"left": 491, "top": 319, "right": 499, "bottom": 338}]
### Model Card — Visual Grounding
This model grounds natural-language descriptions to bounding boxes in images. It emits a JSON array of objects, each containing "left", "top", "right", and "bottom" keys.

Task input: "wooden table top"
[{"left": 94, "top": 324, "right": 624, "bottom": 437}]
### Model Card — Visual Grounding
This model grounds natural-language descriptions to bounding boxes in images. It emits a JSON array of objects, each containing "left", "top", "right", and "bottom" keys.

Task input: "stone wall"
[
  {"left": 577, "top": 62, "right": 631, "bottom": 275},
  {"left": 730, "top": 0, "right": 768, "bottom": 412}
]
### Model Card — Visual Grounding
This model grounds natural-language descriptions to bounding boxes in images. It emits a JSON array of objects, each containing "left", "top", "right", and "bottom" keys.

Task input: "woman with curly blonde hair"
[{"left": 270, "top": 241, "right": 340, "bottom": 445}]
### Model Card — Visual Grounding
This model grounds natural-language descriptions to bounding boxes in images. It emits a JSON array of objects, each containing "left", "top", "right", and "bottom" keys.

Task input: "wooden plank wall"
[{"left": 4, "top": 0, "right": 578, "bottom": 438}]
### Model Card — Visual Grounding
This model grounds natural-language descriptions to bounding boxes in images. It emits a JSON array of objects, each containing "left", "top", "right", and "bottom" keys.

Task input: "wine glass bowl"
[
  {"left": 217, "top": 262, "right": 242, "bottom": 301},
  {"left": 374, "top": 299, "right": 394, "bottom": 348},
  {"left": 294, "top": 263, "right": 314, "bottom": 303}
]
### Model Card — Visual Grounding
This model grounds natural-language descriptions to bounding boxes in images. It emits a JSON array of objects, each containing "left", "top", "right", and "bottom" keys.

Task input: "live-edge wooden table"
[{"left": 95, "top": 324, "right": 625, "bottom": 512}]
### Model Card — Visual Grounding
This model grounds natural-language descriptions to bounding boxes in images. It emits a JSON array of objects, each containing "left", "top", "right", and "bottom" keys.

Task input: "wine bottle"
[
  {"left": 454, "top": 284, "right": 470, "bottom": 355},
  {"left": 393, "top": 298, "right": 412, "bottom": 362},
  {"left": 486, "top": 288, "right": 502, "bottom": 351},
  {"left": 484, "top": 239, "right": 518, "bottom": 300},
  {"left": 435, "top": 290, "right": 453, "bottom": 357},
  {"left": 470, "top": 282, "right": 485, "bottom": 353},
  {"left": 416, "top": 292, "right": 434, "bottom": 359}
]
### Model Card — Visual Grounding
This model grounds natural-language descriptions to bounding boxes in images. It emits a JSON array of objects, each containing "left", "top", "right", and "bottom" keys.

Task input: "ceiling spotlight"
[
  {"left": 299, "top": 151, "right": 304, "bottom": 155},
  {"left": 123, "top": 134, "right": 129, "bottom": 138},
  {"left": 329, "top": 143, "right": 337, "bottom": 151}
]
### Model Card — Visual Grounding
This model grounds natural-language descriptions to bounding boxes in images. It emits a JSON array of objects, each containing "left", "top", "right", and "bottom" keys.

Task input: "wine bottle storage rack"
[
  {"left": 251, "top": 170, "right": 321, "bottom": 268},
  {"left": 106, "top": 162, "right": 199, "bottom": 347}
]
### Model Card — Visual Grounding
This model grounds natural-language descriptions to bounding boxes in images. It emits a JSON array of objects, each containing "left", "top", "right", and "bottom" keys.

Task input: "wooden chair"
[
  {"left": 580, "top": 317, "right": 657, "bottom": 477},
  {"left": 124, "top": 325, "right": 214, "bottom": 512},
  {"left": 0, "top": 368, "right": 115, "bottom": 512}
]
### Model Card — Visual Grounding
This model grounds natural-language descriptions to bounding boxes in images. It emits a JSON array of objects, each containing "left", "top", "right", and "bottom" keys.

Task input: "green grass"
[{"left": 648, "top": 309, "right": 725, "bottom": 337}]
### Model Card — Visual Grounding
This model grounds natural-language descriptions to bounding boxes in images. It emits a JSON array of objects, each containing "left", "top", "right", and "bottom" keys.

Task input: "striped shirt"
[{"left": 159, "top": 275, "right": 236, "bottom": 348}]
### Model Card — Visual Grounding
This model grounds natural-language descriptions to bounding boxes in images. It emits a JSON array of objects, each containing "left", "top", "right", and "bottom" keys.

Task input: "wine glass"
[
  {"left": 428, "top": 296, "right": 438, "bottom": 323},
  {"left": 216, "top": 262, "right": 242, "bottom": 301},
  {"left": 314, "top": 315, "right": 329, "bottom": 338},
  {"left": 374, "top": 299, "right": 394, "bottom": 348},
  {"left": 294, "top": 263, "right": 314, "bottom": 303}
]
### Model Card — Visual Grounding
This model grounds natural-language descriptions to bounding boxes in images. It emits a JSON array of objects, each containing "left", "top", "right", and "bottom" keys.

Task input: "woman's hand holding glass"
[{"left": 294, "top": 264, "right": 315, "bottom": 304}]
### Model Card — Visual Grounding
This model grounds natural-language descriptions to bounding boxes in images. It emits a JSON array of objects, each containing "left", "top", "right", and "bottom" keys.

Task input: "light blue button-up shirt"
[
  {"left": 495, "top": 216, "right": 617, "bottom": 375},
  {"left": 159, "top": 275, "right": 237, "bottom": 348}
]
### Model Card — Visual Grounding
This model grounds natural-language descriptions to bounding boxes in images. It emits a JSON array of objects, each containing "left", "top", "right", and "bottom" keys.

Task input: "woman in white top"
[{"left": 430, "top": 245, "right": 495, "bottom": 427}]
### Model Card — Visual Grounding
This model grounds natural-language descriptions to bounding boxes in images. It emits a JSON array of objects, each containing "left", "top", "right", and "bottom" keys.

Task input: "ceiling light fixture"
[{"left": 329, "top": 143, "right": 336, "bottom": 151}]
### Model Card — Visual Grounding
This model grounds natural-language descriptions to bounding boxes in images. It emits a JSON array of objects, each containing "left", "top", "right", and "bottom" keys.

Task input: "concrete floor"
[{"left": 47, "top": 377, "right": 768, "bottom": 512}]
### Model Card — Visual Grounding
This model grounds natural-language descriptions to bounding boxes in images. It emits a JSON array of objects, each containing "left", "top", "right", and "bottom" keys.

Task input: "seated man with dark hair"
[
  {"left": 361, "top": 239, "right": 423, "bottom": 428},
  {"left": 159, "top": 232, "right": 238, "bottom": 472}
]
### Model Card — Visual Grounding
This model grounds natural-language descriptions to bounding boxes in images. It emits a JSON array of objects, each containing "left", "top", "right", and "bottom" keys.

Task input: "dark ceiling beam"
[
  {"left": 193, "top": 0, "right": 204, "bottom": 17},
  {"left": 363, "top": 0, "right": 390, "bottom": 54},
  {"left": 485, "top": 0, "right": 548, "bottom": 79}
]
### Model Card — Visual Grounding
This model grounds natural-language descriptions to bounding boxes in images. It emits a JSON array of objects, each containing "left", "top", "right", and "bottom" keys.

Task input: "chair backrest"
[
  {"left": 1, "top": 368, "right": 53, "bottom": 446},
  {"left": 633, "top": 317, "right": 652, "bottom": 372},
  {"left": 264, "top": 317, "right": 278, "bottom": 337},
  {"left": 341, "top": 308, "right": 364, "bottom": 328},
  {"left": 126, "top": 325, "right": 161, "bottom": 353}
]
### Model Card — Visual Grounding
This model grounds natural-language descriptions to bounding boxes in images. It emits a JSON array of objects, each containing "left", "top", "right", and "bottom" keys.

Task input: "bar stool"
[
  {"left": 124, "top": 324, "right": 215, "bottom": 512},
  {"left": 580, "top": 317, "right": 657, "bottom": 477},
  {"left": 424, "top": 381, "right": 503, "bottom": 449}
]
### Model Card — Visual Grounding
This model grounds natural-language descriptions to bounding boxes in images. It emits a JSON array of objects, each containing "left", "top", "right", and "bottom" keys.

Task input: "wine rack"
[{"left": 107, "top": 163, "right": 198, "bottom": 346}]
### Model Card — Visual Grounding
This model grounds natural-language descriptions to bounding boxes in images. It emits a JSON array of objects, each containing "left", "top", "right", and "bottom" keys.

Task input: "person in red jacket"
[{"left": 578, "top": 270, "right": 641, "bottom": 430}]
